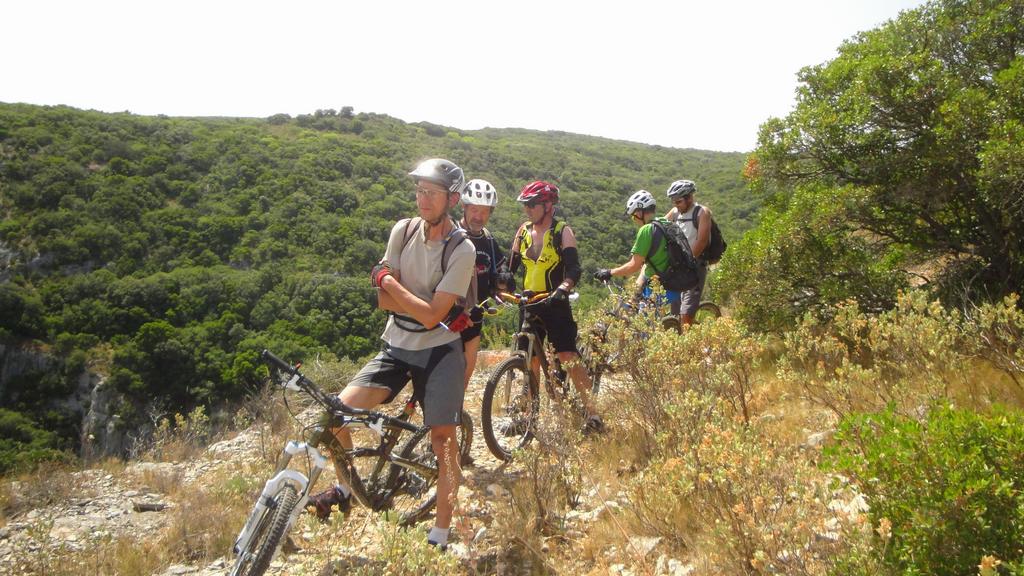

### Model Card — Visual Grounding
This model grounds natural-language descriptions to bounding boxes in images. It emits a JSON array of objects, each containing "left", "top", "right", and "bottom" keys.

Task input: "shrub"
[
  {"left": 823, "top": 405, "right": 1024, "bottom": 575},
  {"left": 142, "top": 405, "right": 211, "bottom": 462},
  {"left": 780, "top": 291, "right": 968, "bottom": 419},
  {"left": 490, "top": 412, "right": 585, "bottom": 573},
  {"left": 966, "top": 293, "right": 1024, "bottom": 393},
  {"left": 607, "top": 312, "right": 762, "bottom": 458},
  {"left": 349, "top": 521, "right": 459, "bottom": 576},
  {"left": 630, "top": 410, "right": 851, "bottom": 575}
]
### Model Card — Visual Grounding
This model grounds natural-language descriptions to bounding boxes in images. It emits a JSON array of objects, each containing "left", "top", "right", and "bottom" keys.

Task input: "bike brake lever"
[{"left": 283, "top": 372, "right": 302, "bottom": 392}]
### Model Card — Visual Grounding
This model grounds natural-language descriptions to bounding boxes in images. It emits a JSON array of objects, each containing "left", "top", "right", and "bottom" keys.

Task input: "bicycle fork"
[{"left": 231, "top": 441, "right": 328, "bottom": 560}]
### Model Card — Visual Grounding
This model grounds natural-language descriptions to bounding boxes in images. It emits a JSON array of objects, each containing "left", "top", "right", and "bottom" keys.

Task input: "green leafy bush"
[
  {"left": 823, "top": 405, "right": 1024, "bottom": 575},
  {"left": 0, "top": 408, "right": 70, "bottom": 474}
]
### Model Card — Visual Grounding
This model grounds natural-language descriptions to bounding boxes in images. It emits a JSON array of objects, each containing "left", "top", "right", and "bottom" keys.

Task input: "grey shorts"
[
  {"left": 679, "top": 263, "right": 708, "bottom": 316},
  {"left": 345, "top": 340, "right": 465, "bottom": 427}
]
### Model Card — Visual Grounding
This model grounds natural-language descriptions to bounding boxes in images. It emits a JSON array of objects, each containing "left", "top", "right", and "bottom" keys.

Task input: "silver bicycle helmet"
[
  {"left": 666, "top": 179, "right": 697, "bottom": 198},
  {"left": 409, "top": 158, "right": 465, "bottom": 194}
]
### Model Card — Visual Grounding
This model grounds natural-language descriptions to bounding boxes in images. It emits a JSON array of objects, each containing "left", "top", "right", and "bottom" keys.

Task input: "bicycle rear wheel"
[
  {"left": 384, "top": 402, "right": 474, "bottom": 467},
  {"left": 387, "top": 426, "right": 440, "bottom": 524},
  {"left": 232, "top": 484, "right": 298, "bottom": 576},
  {"left": 696, "top": 301, "right": 721, "bottom": 323},
  {"left": 458, "top": 409, "right": 475, "bottom": 465},
  {"left": 481, "top": 355, "right": 539, "bottom": 461}
]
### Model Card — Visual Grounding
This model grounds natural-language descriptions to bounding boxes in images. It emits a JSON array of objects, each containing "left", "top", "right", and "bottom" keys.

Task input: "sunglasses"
[{"left": 523, "top": 200, "right": 541, "bottom": 209}]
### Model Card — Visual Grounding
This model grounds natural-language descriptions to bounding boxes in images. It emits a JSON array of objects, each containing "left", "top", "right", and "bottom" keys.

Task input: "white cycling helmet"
[
  {"left": 625, "top": 190, "right": 656, "bottom": 216},
  {"left": 667, "top": 179, "right": 696, "bottom": 198},
  {"left": 462, "top": 179, "right": 498, "bottom": 207}
]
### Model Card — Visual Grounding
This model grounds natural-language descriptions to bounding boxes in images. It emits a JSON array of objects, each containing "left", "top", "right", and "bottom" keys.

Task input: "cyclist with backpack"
[
  {"left": 458, "top": 178, "right": 513, "bottom": 390},
  {"left": 594, "top": 190, "right": 684, "bottom": 319},
  {"left": 664, "top": 179, "right": 714, "bottom": 327},
  {"left": 308, "top": 158, "right": 475, "bottom": 551},
  {"left": 509, "top": 180, "right": 603, "bottom": 433}
]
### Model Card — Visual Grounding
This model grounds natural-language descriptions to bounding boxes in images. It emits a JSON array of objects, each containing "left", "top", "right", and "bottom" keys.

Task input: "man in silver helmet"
[
  {"left": 308, "top": 158, "right": 475, "bottom": 551},
  {"left": 664, "top": 179, "right": 711, "bottom": 327}
]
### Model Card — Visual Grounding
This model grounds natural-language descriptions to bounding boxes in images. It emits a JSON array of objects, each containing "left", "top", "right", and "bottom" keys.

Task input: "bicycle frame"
[
  {"left": 231, "top": 350, "right": 460, "bottom": 576},
  {"left": 258, "top": 351, "right": 434, "bottom": 506},
  {"left": 497, "top": 292, "right": 569, "bottom": 401},
  {"left": 328, "top": 401, "right": 439, "bottom": 510}
]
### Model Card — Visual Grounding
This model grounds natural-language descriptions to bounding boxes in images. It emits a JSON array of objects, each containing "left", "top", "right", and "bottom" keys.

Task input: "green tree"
[
  {"left": 0, "top": 283, "right": 45, "bottom": 338},
  {"left": 0, "top": 408, "right": 69, "bottom": 473},
  {"left": 750, "top": 0, "right": 1024, "bottom": 302},
  {"left": 717, "top": 184, "right": 907, "bottom": 332},
  {"left": 0, "top": 100, "right": 753, "bottom": 459}
]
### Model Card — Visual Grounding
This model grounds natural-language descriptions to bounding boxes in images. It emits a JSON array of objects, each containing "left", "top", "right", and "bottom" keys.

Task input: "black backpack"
[
  {"left": 645, "top": 220, "right": 700, "bottom": 292},
  {"left": 690, "top": 204, "right": 727, "bottom": 265}
]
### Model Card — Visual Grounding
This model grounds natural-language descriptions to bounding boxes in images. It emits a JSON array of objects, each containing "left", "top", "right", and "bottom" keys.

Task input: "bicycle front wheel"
[
  {"left": 232, "top": 484, "right": 298, "bottom": 576},
  {"left": 481, "top": 355, "right": 539, "bottom": 461},
  {"left": 576, "top": 338, "right": 603, "bottom": 396}
]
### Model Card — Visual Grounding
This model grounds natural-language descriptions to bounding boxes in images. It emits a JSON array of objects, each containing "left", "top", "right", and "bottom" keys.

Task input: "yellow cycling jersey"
[{"left": 518, "top": 220, "right": 566, "bottom": 293}]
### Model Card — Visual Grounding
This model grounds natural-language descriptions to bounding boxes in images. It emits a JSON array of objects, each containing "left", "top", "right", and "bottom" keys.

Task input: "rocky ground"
[{"left": 0, "top": 352, "right": 698, "bottom": 575}]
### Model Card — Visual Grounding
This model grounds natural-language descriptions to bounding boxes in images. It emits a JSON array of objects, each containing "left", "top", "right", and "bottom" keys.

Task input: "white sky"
[{"left": 2, "top": 0, "right": 923, "bottom": 152}]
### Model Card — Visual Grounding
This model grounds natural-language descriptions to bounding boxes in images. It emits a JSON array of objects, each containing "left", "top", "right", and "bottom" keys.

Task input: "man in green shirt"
[{"left": 593, "top": 190, "right": 682, "bottom": 318}]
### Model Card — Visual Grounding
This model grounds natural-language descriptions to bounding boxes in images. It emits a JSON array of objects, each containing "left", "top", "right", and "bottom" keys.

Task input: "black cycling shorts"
[{"left": 524, "top": 300, "right": 578, "bottom": 354}]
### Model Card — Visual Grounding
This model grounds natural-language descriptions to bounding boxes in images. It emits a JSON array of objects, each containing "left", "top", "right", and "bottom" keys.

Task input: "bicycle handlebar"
[
  {"left": 496, "top": 291, "right": 552, "bottom": 306},
  {"left": 261, "top": 349, "right": 294, "bottom": 374}
]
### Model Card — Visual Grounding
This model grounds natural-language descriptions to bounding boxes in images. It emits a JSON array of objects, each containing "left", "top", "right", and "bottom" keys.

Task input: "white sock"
[
  {"left": 427, "top": 526, "right": 449, "bottom": 546},
  {"left": 335, "top": 484, "right": 351, "bottom": 498}
]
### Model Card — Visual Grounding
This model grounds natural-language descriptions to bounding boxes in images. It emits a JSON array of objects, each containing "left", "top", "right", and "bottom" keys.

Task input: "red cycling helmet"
[{"left": 517, "top": 180, "right": 559, "bottom": 205}]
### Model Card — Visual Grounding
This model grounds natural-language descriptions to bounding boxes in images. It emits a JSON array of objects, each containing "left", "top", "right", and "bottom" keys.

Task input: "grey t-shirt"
[{"left": 380, "top": 218, "right": 475, "bottom": 350}]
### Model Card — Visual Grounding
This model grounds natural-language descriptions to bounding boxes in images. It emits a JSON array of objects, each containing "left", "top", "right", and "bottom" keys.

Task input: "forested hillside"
[{"left": 0, "top": 103, "right": 750, "bottom": 465}]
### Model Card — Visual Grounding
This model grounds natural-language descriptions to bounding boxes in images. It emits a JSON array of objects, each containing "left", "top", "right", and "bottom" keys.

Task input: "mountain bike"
[
  {"left": 581, "top": 281, "right": 722, "bottom": 384},
  {"left": 230, "top": 349, "right": 473, "bottom": 576},
  {"left": 480, "top": 291, "right": 599, "bottom": 461}
]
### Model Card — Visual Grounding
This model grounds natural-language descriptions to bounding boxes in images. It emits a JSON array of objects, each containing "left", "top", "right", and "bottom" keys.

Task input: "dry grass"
[
  {"left": 0, "top": 459, "right": 105, "bottom": 524},
  {"left": 123, "top": 462, "right": 186, "bottom": 497},
  {"left": 6, "top": 463, "right": 257, "bottom": 576}
]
